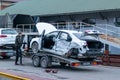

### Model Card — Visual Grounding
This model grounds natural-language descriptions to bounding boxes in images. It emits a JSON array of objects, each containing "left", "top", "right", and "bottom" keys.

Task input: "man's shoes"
[{"left": 15, "top": 63, "right": 19, "bottom": 65}]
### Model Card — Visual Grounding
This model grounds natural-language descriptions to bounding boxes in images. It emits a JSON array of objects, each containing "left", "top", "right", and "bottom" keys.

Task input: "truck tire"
[
  {"left": 40, "top": 56, "right": 52, "bottom": 68},
  {"left": 32, "top": 55, "right": 40, "bottom": 67},
  {"left": 31, "top": 42, "right": 39, "bottom": 53}
]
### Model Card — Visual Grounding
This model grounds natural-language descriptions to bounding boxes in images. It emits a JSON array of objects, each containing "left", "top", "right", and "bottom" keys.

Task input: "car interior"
[{"left": 43, "top": 34, "right": 56, "bottom": 49}]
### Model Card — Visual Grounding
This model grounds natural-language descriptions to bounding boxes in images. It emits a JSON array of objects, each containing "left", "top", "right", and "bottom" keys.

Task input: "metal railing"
[
  {"left": 52, "top": 22, "right": 120, "bottom": 38},
  {"left": 93, "top": 24, "right": 120, "bottom": 47},
  {"left": 15, "top": 23, "right": 36, "bottom": 33},
  {"left": 51, "top": 22, "right": 94, "bottom": 31},
  {"left": 94, "top": 24, "right": 120, "bottom": 38},
  {"left": 15, "top": 22, "right": 120, "bottom": 37},
  {"left": 14, "top": 22, "right": 120, "bottom": 45}
]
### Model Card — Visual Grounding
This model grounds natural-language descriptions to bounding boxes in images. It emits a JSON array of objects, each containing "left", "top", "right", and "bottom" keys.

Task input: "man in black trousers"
[{"left": 15, "top": 32, "right": 23, "bottom": 65}]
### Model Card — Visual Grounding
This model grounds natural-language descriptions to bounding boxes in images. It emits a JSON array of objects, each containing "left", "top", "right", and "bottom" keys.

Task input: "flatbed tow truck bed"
[
  {"left": 31, "top": 49, "right": 101, "bottom": 68},
  {"left": 21, "top": 32, "right": 102, "bottom": 68}
]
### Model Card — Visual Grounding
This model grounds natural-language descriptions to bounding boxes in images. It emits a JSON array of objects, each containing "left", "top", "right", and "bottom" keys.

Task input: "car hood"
[{"left": 36, "top": 22, "right": 57, "bottom": 35}]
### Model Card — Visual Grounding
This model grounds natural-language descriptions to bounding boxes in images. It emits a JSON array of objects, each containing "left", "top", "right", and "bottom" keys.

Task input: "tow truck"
[
  {"left": 21, "top": 22, "right": 103, "bottom": 68},
  {"left": 32, "top": 49, "right": 101, "bottom": 68}
]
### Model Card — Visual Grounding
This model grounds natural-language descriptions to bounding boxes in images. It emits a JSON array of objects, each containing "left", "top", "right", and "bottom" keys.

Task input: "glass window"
[
  {"left": 46, "top": 31, "right": 59, "bottom": 38},
  {"left": 1, "top": 29, "right": 18, "bottom": 34},
  {"left": 59, "top": 33, "right": 68, "bottom": 40}
]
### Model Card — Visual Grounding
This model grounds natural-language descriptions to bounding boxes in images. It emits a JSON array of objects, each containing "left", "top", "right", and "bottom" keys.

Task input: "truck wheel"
[
  {"left": 32, "top": 56, "right": 40, "bottom": 67},
  {"left": 40, "top": 56, "right": 52, "bottom": 68},
  {"left": 31, "top": 42, "right": 39, "bottom": 53}
]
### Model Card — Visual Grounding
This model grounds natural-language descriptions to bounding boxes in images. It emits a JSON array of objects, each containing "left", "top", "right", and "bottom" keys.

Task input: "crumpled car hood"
[{"left": 36, "top": 22, "right": 57, "bottom": 35}]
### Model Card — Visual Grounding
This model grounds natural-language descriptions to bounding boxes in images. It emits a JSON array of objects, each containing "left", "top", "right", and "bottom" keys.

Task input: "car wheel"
[
  {"left": 31, "top": 42, "right": 39, "bottom": 53},
  {"left": 32, "top": 56, "right": 40, "bottom": 67},
  {"left": 40, "top": 56, "right": 52, "bottom": 68}
]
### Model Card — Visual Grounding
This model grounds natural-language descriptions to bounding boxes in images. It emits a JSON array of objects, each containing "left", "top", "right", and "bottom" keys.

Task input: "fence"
[
  {"left": 14, "top": 22, "right": 120, "bottom": 40},
  {"left": 51, "top": 22, "right": 94, "bottom": 31},
  {"left": 94, "top": 24, "right": 120, "bottom": 38},
  {"left": 15, "top": 24, "right": 36, "bottom": 33}
]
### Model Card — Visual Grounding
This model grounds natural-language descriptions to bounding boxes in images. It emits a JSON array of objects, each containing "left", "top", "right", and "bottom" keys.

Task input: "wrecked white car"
[
  {"left": 30, "top": 22, "right": 88, "bottom": 57},
  {"left": 30, "top": 22, "right": 104, "bottom": 58}
]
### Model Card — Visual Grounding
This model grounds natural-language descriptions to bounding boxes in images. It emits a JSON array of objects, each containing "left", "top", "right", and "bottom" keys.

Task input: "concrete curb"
[{"left": 0, "top": 69, "right": 53, "bottom": 80}]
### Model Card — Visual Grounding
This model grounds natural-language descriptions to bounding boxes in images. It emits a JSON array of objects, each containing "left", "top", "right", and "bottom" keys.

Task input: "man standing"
[{"left": 15, "top": 32, "right": 23, "bottom": 65}]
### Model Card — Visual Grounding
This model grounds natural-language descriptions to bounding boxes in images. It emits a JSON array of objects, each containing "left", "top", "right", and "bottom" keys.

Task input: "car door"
[
  {"left": 36, "top": 22, "right": 57, "bottom": 49},
  {"left": 43, "top": 31, "right": 59, "bottom": 49},
  {"left": 53, "top": 32, "right": 72, "bottom": 54}
]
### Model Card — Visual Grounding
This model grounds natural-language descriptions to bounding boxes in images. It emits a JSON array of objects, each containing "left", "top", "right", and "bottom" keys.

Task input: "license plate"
[{"left": 82, "top": 62, "right": 91, "bottom": 66}]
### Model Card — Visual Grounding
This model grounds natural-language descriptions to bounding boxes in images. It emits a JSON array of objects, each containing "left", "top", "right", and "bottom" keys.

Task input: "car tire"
[
  {"left": 32, "top": 55, "right": 40, "bottom": 67},
  {"left": 40, "top": 56, "right": 52, "bottom": 68},
  {"left": 31, "top": 42, "right": 39, "bottom": 53}
]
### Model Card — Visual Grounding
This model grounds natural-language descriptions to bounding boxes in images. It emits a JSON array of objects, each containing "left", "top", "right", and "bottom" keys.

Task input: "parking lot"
[{"left": 0, "top": 56, "right": 120, "bottom": 80}]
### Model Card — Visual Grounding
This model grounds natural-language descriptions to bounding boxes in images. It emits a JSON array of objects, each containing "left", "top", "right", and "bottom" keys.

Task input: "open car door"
[
  {"left": 40, "top": 29, "right": 45, "bottom": 49},
  {"left": 36, "top": 22, "right": 57, "bottom": 49}
]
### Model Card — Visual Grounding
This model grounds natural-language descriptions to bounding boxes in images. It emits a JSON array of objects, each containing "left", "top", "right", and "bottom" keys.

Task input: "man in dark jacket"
[{"left": 15, "top": 32, "right": 23, "bottom": 65}]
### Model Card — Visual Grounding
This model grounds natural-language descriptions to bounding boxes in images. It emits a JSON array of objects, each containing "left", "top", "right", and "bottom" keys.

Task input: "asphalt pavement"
[{"left": 0, "top": 56, "right": 120, "bottom": 80}]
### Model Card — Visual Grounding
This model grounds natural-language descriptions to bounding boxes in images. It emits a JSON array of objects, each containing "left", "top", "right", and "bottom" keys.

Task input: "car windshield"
[{"left": 1, "top": 29, "right": 18, "bottom": 34}]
